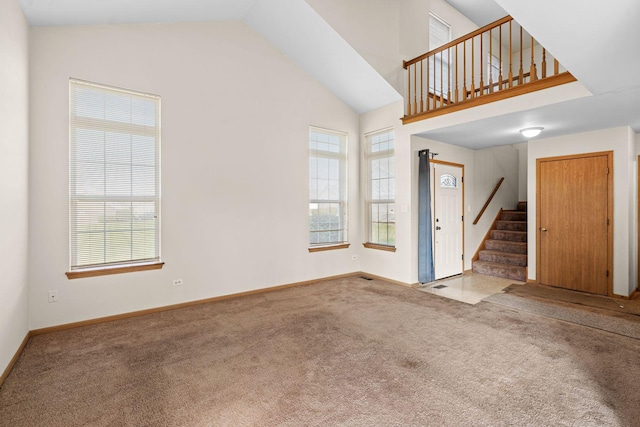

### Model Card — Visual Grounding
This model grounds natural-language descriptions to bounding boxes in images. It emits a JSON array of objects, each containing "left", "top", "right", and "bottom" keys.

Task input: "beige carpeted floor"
[{"left": 1, "top": 276, "right": 639, "bottom": 426}]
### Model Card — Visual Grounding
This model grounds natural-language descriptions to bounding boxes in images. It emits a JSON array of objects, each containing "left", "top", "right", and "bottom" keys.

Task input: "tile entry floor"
[{"left": 418, "top": 272, "right": 524, "bottom": 305}]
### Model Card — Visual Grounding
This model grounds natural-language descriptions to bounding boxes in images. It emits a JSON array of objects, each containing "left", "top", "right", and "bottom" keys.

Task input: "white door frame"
[{"left": 431, "top": 159, "right": 464, "bottom": 280}]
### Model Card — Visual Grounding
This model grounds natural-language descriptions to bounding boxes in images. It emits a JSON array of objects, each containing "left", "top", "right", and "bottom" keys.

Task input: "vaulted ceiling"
[
  {"left": 18, "top": 0, "right": 400, "bottom": 114},
  {"left": 18, "top": 0, "right": 640, "bottom": 148}
]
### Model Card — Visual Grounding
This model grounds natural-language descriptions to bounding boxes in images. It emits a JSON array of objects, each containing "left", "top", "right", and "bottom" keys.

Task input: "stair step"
[
  {"left": 473, "top": 261, "right": 526, "bottom": 282},
  {"left": 495, "top": 220, "right": 527, "bottom": 232},
  {"left": 501, "top": 210, "right": 526, "bottom": 221},
  {"left": 479, "top": 250, "right": 527, "bottom": 266},
  {"left": 517, "top": 201, "right": 527, "bottom": 212},
  {"left": 490, "top": 229, "right": 527, "bottom": 242},
  {"left": 485, "top": 239, "right": 527, "bottom": 254}
]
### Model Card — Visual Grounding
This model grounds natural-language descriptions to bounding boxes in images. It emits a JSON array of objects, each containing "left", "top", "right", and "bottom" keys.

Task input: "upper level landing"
[{"left": 402, "top": 16, "right": 576, "bottom": 125}]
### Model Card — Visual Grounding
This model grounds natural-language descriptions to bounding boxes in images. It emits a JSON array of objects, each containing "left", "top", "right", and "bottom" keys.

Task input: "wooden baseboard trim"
[
  {"left": 0, "top": 332, "right": 31, "bottom": 389},
  {"left": 5, "top": 271, "right": 404, "bottom": 385},
  {"left": 31, "top": 272, "right": 361, "bottom": 336},
  {"left": 523, "top": 281, "right": 637, "bottom": 300},
  {"left": 611, "top": 288, "right": 638, "bottom": 300}
]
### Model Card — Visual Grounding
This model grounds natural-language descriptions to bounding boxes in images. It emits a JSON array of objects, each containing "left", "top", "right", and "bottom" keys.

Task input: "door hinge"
[
  {"left": 606, "top": 270, "right": 609, "bottom": 277},
  {"left": 606, "top": 218, "right": 610, "bottom": 225},
  {"left": 461, "top": 254, "right": 464, "bottom": 260},
  {"left": 462, "top": 215, "right": 464, "bottom": 222},
  {"left": 461, "top": 177, "right": 464, "bottom": 183},
  {"left": 606, "top": 167, "right": 610, "bottom": 175}
]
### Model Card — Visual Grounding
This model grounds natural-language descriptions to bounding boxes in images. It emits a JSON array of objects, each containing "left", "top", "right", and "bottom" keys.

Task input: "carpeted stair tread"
[
  {"left": 484, "top": 239, "right": 527, "bottom": 254},
  {"left": 495, "top": 220, "right": 527, "bottom": 231},
  {"left": 473, "top": 260, "right": 526, "bottom": 281},
  {"left": 490, "top": 229, "right": 527, "bottom": 242},
  {"left": 473, "top": 203, "right": 528, "bottom": 281},
  {"left": 479, "top": 250, "right": 527, "bottom": 266},
  {"left": 501, "top": 210, "right": 527, "bottom": 221}
]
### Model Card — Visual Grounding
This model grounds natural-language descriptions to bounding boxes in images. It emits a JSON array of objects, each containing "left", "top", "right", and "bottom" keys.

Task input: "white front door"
[{"left": 433, "top": 163, "right": 463, "bottom": 280}]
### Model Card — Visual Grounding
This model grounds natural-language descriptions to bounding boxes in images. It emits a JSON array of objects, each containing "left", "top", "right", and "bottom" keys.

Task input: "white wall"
[
  {"left": 29, "top": 21, "right": 361, "bottom": 329},
  {"left": 514, "top": 142, "right": 528, "bottom": 201},
  {"left": 0, "top": 0, "right": 29, "bottom": 375},
  {"left": 306, "top": 0, "right": 476, "bottom": 97},
  {"left": 306, "top": 0, "right": 403, "bottom": 91},
  {"left": 527, "top": 127, "right": 636, "bottom": 296}
]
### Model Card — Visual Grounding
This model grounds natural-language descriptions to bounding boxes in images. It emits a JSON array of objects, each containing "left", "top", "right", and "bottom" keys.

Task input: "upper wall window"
[
  {"left": 68, "top": 79, "right": 161, "bottom": 274},
  {"left": 487, "top": 53, "right": 501, "bottom": 82},
  {"left": 429, "top": 13, "right": 452, "bottom": 96},
  {"left": 308, "top": 127, "right": 348, "bottom": 248},
  {"left": 366, "top": 130, "right": 395, "bottom": 247}
]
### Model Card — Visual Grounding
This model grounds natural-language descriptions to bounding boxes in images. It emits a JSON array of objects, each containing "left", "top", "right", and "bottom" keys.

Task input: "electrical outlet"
[
  {"left": 173, "top": 279, "right": 183, "bottom": 287},
  {"left": 48, "top": 290, "right": 59, "bottom": 303}
]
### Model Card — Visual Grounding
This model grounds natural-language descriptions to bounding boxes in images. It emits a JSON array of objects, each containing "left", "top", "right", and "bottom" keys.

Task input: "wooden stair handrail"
[
  {"left": 404, "top": 15, "right": 513, "bottom": 68},
  {"left": 473, "top": 177, "right": 504, "bottom": 225},
  {"left": 402, "top": 14, "right": 574, "bottom": 121}
]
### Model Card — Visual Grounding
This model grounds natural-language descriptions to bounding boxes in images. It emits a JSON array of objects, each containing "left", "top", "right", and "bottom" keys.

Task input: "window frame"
[
  {"left": 364, "top": 129, "right": 396, "bottom": 250},
  {"left": 308, "top": 127, "right": 349, "bottom": 251},
  {"left": 67, "top": 79, "right": 162, "bottom": 278},
  {"left": 429, "top": 12, "right": 452, "bottom": 97},
  {"left": 487, "top": 53, "right": 501, "bottom": 84}
]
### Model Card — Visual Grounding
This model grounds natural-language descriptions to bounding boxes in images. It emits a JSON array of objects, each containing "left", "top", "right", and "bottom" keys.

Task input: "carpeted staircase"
[{"left": 473, "top": 201, "right": 527, "bottom": 281}]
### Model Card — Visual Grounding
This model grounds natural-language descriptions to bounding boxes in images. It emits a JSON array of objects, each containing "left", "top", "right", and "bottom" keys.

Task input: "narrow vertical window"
[
  {"left": 308, "top": 127, "right": 348, "bottom": 249},
  {"left": 68, "top": 79, "right": 161, "bottom": 275},
  {"left": 487, "top": 53, "right": 501, "bottom": 84},
  {"left": 366, "top": 130, "right": 395, "bottom": 247},
  {"left": 429, "top": 13, "right": 452, "bottom": 97}
]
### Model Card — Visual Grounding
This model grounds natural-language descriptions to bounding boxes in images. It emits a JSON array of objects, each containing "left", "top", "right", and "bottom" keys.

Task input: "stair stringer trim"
[{"left": 472, "top": 208, "right": 503, "bottom": 263}]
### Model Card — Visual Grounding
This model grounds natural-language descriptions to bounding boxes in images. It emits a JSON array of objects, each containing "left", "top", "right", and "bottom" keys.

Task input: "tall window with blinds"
[
  {"left": 308, "top": 128, "right": 347, "bottom": 247},
  {"left": 69, "top": 79, "right": 161, "bottom": 271},
  {"left": 429, "top": 13, "right": 452, "bottom": 96},
  {"left": 366, "top": 130, "right": 395, "bottom": 247}
]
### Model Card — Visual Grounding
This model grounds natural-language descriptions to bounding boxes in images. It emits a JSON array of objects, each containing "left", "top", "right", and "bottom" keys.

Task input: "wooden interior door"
[{"left": 537, "top": 152, "right": 612, "bottom": 295}]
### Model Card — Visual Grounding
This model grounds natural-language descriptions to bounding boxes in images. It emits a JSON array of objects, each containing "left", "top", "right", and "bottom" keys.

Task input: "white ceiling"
[
  {"left": 244, "top": 0, "right": 400, "bottom": 114},
  {"left": 17, "top": 0, "right": 640, "bottom": 148},
  {"left": 445, "top": 0, "right": 507, "bottom": 27},
  {"left": 19, "top": 0, "right": 259, "bottom": 25}
]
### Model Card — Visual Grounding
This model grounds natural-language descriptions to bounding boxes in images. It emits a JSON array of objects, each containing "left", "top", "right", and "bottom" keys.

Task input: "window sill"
[
  {"left": 363, "top": 243, "right": 397, "bottom": 252},
  {"left": 66, "top": 262, "right": 164, "bottom": 279},
  {"left": 308, "top": 243, "right": 351, "bottom": 253}
]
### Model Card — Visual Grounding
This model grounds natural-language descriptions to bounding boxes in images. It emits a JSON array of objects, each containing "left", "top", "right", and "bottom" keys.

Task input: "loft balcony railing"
[{"left": 402, "top": 16, "right": 576, "bottom": 124}]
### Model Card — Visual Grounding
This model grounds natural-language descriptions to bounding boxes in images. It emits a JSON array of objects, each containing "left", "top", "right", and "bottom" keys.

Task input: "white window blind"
[
  {"left": 366, "top": 130, "right": 395, "bottom": 246},
  {"left": 309, "top": 127, "right": 347, "bottom": 246},
  {"left": 69, "top": 79, "right": 161, "bottom": 270},
  {"left": 429, "top": 13, "right": 451, "bottom": 50},
  {"left": 429, "top": 13, "right": 452, "bottom": 95},
  {"left": 488, "top": 53, "right": 501, "bottom": 82}
]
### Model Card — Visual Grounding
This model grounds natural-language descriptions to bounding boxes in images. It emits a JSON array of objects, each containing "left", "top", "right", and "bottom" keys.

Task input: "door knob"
[{"left": 540, "top": 227, "right": 547, "bottom": 232}]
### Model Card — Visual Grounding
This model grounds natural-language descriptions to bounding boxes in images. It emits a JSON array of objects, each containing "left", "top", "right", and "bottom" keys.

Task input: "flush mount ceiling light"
[{"left": 520, "top": 127, "right": 544, "bottom": 138}]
